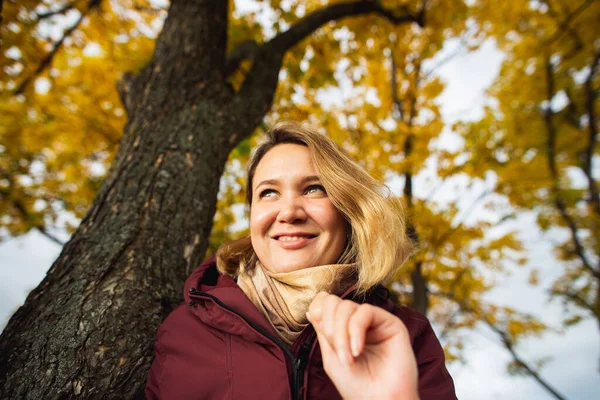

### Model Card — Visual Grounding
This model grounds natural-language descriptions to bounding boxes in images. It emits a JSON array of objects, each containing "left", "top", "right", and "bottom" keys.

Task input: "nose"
[{"left": 276, "top": 196, "right": 307, "bottom": 224}]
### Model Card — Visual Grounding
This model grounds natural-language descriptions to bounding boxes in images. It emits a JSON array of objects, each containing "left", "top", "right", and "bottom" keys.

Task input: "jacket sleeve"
[
  {"left": 412, "top": 318, "right": 457, "bottom": 400},
  {"left": 145, "top": 329, "right": 164, "bottom": 399}
]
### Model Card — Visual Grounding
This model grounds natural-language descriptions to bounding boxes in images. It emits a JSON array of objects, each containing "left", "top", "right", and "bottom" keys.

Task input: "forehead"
[{"left": 253, "top": 144, "right": 316, "bottom": 185}]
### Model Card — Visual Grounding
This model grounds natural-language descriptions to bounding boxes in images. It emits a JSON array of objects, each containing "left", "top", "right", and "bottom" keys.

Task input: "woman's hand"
[{"left": 306, "top": 292, "right": 419, "bottom": 400}]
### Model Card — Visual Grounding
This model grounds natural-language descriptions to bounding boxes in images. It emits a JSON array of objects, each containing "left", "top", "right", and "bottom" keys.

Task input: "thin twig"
[
  {"left": 16, "top": 0, "right": 102, "bottom": 94},
  {"left": 542, "top": 58, "right": 599, "bottom": 279},
  {"left": 582, "top": 49, "right": 600, "bottom": 216},
  {"left": 434, "top": 290, "right": 569, "bottom": 400},
  {"left": 36, "top": 2, "right": 75, "bottom": 20}
]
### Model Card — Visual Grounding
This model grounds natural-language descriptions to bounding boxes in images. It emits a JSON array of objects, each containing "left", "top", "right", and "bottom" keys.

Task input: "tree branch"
[
  {"left": 437, "top": 307, "right": 461, "bottom": 341},
  {"left": 269, "top": 0, "right": 424, "bottom": 56},
  {"left": 387, "top": 45, "right": 429, "bottom": 314},
  {"left": 390, "top": 47, "right": 404, "bottom": 121},
  {"left": 410, "top": 261, "right": 429, "bottom": 314},
  {"left": 133, "top": 2, "right": 167, "bottom": 14},
  {"left": 16, "top": 0, "right": 103, "bottom": 95},
  {"left": 484, "top": 321, "right": 568, "bottom": 400},
  {"left": 0, "top": 167, "right": 66, "bottom": 247},
  {"left": 542, "top": 58, "right": 599, "bottom": 279},
  {"left": 432, "top": 189, "right": 493, "bottom": 248},
  {"left": 402, "top": 60, "right": 421, "bottom": 205},
  {"left": 550, "top": 287, "right": 596, "bottom": 317},
  {"left": 7, "top": 195, "right": 65, "bottom": 246},
  {"left": 36, "top": 2, "right": 76, "bottom": 20},
  {"left": 583, "top": 49, "right": 600, "bottom": 216},
  {"left": 35, "top": 226, "right": 66, "bottom": 246},
  {"left": 424, "top": 35, "right": 469, "bottom": 79},
  {"left": 389, "top": 42, "right": 423, "bottom": 205},
  {"left": 229, "top": 0, "right": 425, "bottom": 149},
  {"left": 116, "top": 72, "right": 137, "bottom": 118},
  {"left": 228, "top": 0, "right": 425, "bottom": 78},
  {"left": 225, "top": 40, "right": 261, "bottom": 77},
  {"left": 545, "top": 0, "right": 593, "bottom": 48},
  {"left": 434, "top": 289, "right": 569, "bottom": 400},
  {"left": 562, "top": 87, "right": 582, "bottom": 129}
]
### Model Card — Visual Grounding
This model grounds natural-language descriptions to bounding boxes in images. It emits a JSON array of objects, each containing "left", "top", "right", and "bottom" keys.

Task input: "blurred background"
[{"left": 1, "top": 0, "right": 598, "bottom": 398}]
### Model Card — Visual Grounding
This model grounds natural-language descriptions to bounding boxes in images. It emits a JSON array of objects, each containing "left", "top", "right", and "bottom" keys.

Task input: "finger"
[
  {"left": 310, "top": 293, "right": 342, "bottom": 341},
  {"left": 307, "top": 291, "right": 329, "bottom": 327},
  {"left": 348, "top": 304, "right": 407, "bottom": 356},
  {"left": 314, "top": 329, "right": 342, "bottom": 379},
  {"left": 309, "top": 293, "right": 344, "bottom": 363},
  {"left": 321, "top": 294, "right": 342, "bottom": 340},
  {"left": 347, "top": 304, "right": 371, "bottom": 357},
  {"left": 332, "top": 300, "right": 359, "bottom": 365}
]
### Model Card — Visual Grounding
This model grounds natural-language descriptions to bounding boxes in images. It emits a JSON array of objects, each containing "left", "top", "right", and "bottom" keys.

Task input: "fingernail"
[
  {"left": 351, "top": 339, "right": 360, "bottom": 357},
  {"left": 338, "top": 350, "right": 351, "bottom": 366}
]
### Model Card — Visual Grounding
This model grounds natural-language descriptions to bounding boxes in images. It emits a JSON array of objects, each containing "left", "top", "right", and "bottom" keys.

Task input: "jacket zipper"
[
  {"left": 189, "top": 290, "right": 312, "bottom": 400},
  {"left": 294, "top": 341, "right": 313, "bottom": 400}
]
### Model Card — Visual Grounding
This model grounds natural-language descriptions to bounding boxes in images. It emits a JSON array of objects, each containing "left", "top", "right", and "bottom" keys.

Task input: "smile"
[
  {"left": 273, "top": 235, "right": 316, "bottom": 250},
  {"left": 278, "top": 236, "right": 311, "bottom": 241}
]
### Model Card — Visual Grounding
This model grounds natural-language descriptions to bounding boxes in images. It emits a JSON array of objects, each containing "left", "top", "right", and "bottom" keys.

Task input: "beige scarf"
[{"left": 237, "top": 261, "right": 357, "bottom": 347}]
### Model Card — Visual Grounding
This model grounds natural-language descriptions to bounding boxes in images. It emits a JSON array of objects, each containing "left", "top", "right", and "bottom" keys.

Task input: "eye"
[
  {"left": 258, "top": 188, "right": 277, "bottom": 198},
  {"left": 305, "top": 184, "right": 326, "bottom": 195}
]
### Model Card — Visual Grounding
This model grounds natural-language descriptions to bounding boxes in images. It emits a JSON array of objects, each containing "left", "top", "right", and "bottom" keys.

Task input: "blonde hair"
[{"left": 217, "top": 121, "right": 414, "bottom": 294}]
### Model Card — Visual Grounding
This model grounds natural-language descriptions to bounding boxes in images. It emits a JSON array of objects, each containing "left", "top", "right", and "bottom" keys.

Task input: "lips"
[
  {"left": 278, "top": 236, "right": 310, "bottom": 242},
  {"left": 272, "top": 233, "right": 317, "bottom": 240},
  {"left": 272, "top": 233, "right": 317, "bottom": 250}
]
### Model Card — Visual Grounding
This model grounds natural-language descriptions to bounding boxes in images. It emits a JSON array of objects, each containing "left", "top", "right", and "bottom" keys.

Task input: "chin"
[
  {"left": 281, "top": 264, "right": 305, "bottom": 273},
  {"left": 275, "top": 261, "right": 310, "bottom": 273}
]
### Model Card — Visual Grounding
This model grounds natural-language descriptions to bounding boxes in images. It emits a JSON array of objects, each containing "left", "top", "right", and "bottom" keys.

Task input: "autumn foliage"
[{"left": 1, "top": 0, "right": 598, "bottom": 398}]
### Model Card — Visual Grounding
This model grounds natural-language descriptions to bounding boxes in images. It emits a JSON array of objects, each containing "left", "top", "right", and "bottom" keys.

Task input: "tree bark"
[
  {"left": 0, "top": 1, "right": 421, "bottom": 397},
  {"left": 0, "top": 1, "right": 247, "bottom": 398}
]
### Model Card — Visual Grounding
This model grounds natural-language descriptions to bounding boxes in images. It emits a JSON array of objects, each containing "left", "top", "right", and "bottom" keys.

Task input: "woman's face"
[{"left": 250, "top": 144, "right": 347, "bottom": 273}]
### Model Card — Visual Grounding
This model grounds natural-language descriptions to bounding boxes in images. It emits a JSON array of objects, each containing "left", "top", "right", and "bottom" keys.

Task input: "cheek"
[
  {"left": 250, "top": 206, "right": 274, "bottom": 235},
  {"left": 330, "top": 212, "right": 347, "bottom": 243},
  {"left": 310, "top": 202, "right": 346, "bottom": 239}
]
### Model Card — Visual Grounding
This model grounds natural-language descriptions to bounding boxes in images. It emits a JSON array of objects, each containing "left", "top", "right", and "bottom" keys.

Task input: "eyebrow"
[{"left": 254, "top": 175, "right": 321, "bottom": 191}]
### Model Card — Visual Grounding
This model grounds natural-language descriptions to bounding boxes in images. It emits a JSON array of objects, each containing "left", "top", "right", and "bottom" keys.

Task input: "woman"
[{"left": 145, "top": 122, "right": 456, "bottom": 399}]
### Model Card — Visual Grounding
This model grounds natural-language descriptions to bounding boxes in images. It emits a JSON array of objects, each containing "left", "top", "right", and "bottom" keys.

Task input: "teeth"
[{"left": 279, "top": 236, "right": 306, "bottom": 241}]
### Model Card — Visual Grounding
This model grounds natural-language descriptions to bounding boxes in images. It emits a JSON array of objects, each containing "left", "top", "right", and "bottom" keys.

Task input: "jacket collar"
[
  {"left": 183, "top": 257, "right": 391, "bottom": 350},
  {"left": 184, "top": 257, "right": 283, "bottom": 348}
]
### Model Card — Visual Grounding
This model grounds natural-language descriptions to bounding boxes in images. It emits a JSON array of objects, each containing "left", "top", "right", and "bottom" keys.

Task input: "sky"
[
  {"left": 430, "top": 39, "right": 599, "bottom": 400},
  {"left": 1, "top": 2, "right": 599, "bottom": 399}
]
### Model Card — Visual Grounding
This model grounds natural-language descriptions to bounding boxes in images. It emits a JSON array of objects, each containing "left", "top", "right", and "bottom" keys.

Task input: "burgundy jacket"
[{"left": 146, "top": 258, "right": 456, "bottom": 399}]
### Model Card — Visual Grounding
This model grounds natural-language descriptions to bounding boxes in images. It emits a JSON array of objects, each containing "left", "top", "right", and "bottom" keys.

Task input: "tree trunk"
[
  {"left": 0, "top": 113, "right": 229, "bottom": 398},
  {"left": 0, "top": 1, "right": 255, "bottom": 398},
  {"left": 410, "top": 261, "right": 429, "bottom": 315}
]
